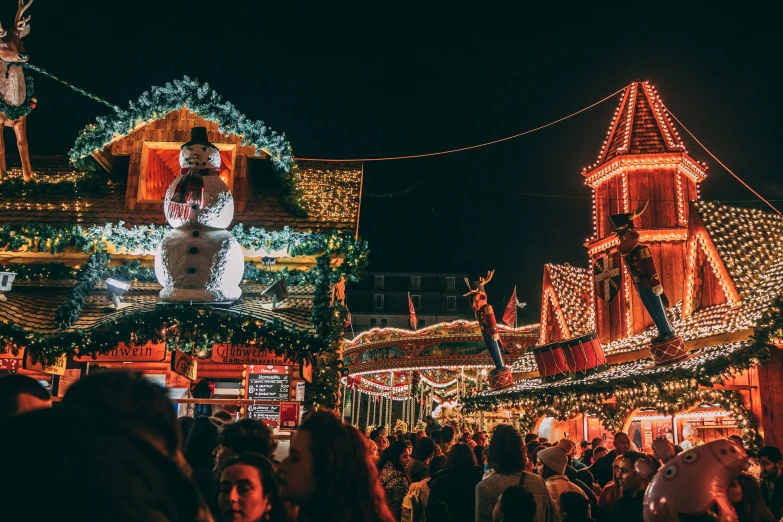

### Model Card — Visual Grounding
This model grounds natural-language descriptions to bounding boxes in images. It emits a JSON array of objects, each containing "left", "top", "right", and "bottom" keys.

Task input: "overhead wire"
[
  {"left": 21, "top": 64, "right": 780, "bottom": 214},
  {"left": 294, "top": 86, "right": 628, "bottom": 162},
  {"left": 665, "top": 109, "right": 781, "bottom": 215}
]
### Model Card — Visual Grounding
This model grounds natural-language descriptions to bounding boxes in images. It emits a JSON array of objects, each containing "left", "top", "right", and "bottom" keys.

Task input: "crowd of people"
[{"left": 1, "top": 372, "right": 782, "bottom": 522}]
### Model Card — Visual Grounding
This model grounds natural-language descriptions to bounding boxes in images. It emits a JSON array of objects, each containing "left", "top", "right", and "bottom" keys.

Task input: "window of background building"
[
  {"left": 412, "top": 295, "right": 421, "bottom": 309},
  {"left": 420, "top": 319, "right": 426, "bottom": 327},
  {"left": 411, "top": 276, "right": 421, "bottom": 289},
  {"left": 370, "top": 318, "right": 377, "bottom": 327},
  {"left": 381, "top": 318, "right": 388, "bottom": 327},
  {"left": 447, "top": 296, "right": 457, "bottom": 310},
  {"left": 446, "top": 277, "right": 455, "bottom": 289},
  {"left": 374, "top": 294, "right": 384, "bottom": 308},
  {"left": 374, "top": 275, "right": 385, "bottom": 288}
]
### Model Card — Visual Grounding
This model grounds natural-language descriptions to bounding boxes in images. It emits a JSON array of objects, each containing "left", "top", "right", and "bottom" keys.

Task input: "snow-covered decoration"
[{"left": 155, "top": 127, "right": 244, "bottom": 303}]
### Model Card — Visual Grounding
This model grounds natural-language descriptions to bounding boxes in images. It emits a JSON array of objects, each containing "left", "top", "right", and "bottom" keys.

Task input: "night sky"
[{"left": 8, "top": 1, "right": 781, "bottom": 320}]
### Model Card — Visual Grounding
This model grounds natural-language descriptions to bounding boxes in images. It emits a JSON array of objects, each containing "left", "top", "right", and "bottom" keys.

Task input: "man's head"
[
  {"left": 557, "top": 439, "right": 577, "bottom": 458},
  {"left": 379, "top": 427, "right": 388, "bottom": 437},
  {"left": 425, "top": 415, "right": 434, "bottom": 425},
  {"left": 492, "top": 485, "right": 536, "bottom": 522},
  {"left": 727, "top": 435, "right": 744, "bottom": 448},
  {"left": 441, "top": 426, "right": 455, "bottom": 445},
  {"left": 524, "top": 433, "right": 539, "bottom": 445},
  {"left": 215, "top": 418, "right": 277, "bottom": 472},
  {"left": 594, "top": 447, "right": 608, "bottom": 461},
  {"left": 611, "top": 455, "right": 624, "bottom": 481},
  {"left": 758, "top": 446, "right": 783, "bottom": 481},
  {"left": 591, "top": 437, "right": 604, "bottom": 450},
  {"left": 682, "top": 425, "right": 698, "bottom": 443},
  {"left": 612, "top": 432, "right": 631, "bottom": 454},
  {"left": 617, "top": 451, "right": 649, "bottom": 495},
  {"left": 560, "top": 491, "right": 590, "bottom": 520},
  {"left": 0, "top": 374, "right": 51, "bottom": 419},
  {"left": 474, "top": 431, "right": 487, "bottom": 446}
]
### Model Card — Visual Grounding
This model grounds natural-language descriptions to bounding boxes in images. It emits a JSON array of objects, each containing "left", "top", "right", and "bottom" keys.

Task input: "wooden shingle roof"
[
  {"left": 0, "top": 279, "right": 316, "bottom": 334},
  {"left": 0, "top": 155, "right": 362, "bottom": 233},
  {"left": 598, "top": 82, "right": 687, "bottom": 165}
]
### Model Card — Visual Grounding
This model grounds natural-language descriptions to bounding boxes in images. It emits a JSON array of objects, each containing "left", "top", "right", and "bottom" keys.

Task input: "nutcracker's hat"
[
  {"left": 182, "top": 127, "right": 218, "bottom": 150},
  {"left": 609, "top": 200, "right": 649, "bottom": 234},
  {"left": 463, "top": 270, "right": 494, "bottom": 296},
  {"left": 463, "top": 280, "right": 484, "bottom": 296}
]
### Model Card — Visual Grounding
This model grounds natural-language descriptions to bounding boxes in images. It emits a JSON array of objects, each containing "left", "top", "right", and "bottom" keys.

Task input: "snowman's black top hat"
[{"left": 182, "top": 127, "right": 218, "bottom": 150}]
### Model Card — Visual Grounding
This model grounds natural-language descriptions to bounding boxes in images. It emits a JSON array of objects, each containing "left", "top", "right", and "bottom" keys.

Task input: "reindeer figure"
[{"left": 0, "top": 0, "right": 34, "bottom": 182}]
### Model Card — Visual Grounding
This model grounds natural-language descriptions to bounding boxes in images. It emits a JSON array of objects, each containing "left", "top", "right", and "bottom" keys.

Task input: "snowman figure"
[{"left": 154, "top": 127, "right": 244, "bottom": 302}]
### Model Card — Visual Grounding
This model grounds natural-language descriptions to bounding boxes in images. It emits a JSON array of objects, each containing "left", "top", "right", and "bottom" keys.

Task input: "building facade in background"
[{"left": 347, "top": 272, "right": 473, "bottom": 332}]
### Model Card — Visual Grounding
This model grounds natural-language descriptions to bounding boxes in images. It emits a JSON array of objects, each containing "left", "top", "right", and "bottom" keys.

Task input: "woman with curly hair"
[{"left": 277, "top": 411, "right": 395, "bottom": 522}]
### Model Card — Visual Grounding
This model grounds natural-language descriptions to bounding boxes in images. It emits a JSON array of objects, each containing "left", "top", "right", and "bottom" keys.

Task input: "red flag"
[
  {"left": 502, "top": 287, "right": 518, "bottom": 326},
  {"left": 408, "top": 292, "right": 418, "bottom": 330}
]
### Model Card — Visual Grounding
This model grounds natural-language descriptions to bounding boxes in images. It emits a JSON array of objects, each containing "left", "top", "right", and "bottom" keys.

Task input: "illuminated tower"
[{"left": 584, "top": 82, "right": 707, "bottom": 342}]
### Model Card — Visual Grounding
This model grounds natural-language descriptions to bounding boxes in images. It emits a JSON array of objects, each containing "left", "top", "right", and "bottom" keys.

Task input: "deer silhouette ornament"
[{"left": 0, "top": 0, "right": 34, "bottom": 182}]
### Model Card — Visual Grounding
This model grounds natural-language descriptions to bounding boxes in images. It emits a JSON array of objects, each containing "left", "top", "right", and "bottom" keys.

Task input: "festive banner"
[
  {"left": 74, "top": 342, "right": 166, "bottom": 362},
  {"left": 211, "top": 344, "right": 291, "bottom": 365},
  {"left": 408, "top": 292, "right": 418, "bottom": 330},
  {"left": 502, "top": 287, "right": 518, "bottom": 326}
]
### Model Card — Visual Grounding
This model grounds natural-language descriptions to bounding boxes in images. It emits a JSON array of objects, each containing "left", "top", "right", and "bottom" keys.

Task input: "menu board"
[
  {"left": 247, "top": 365, "right": 290, "bottom": 401},
  {"left": 247, "top": 404, "right": 281, "bottom": 422}
]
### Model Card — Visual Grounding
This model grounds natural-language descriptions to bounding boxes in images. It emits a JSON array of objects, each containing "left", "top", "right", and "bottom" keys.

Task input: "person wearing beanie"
[{"left": 537, "top": 447, "right": 587, "bottom": 515}]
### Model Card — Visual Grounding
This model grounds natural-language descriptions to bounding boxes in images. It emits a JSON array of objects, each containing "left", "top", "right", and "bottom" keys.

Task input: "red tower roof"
[{"left": 588, "top": 82, "right": 687, "bottom": 170}]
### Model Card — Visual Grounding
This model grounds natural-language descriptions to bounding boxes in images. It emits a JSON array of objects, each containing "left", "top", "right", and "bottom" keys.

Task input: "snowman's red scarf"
[{"left": 168, "top": 168, "right": 210, "bottom": 221}]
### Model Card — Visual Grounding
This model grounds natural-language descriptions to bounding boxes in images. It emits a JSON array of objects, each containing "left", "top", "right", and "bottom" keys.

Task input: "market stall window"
[{"left": 138, "top": 141, "right": 236, "bottom": 203}]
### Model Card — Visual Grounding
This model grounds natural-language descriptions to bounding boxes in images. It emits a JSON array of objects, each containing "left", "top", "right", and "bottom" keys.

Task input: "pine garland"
[
  {"left": 0, "top": 223, "right": 369, "bottom": 282},
  {"left": 68, "top": 76, "right": 305, "bottom": 215},
  {"left": 461, "top": 300, "right": 783, "bottom": 452},
  {"left": 54, "top": 252, "right": 111, "bottom": 330}
]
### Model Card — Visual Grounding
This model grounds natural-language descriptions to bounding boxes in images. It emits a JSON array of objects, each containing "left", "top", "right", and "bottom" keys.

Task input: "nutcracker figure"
[
  {"left": 610, "top": 202, "right": 687, "bottom": 363},
  {"left": 464, "top": 270, "right": 514, "bottom": 389}
]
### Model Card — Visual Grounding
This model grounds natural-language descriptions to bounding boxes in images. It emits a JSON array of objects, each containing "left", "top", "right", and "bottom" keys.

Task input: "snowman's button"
[
  {"left": 189, "top": 247, "right": 198, "bottom": 255},
  {"left": 188, "top": 267, "right": 197, "bottom": 274},
  {"left": 192, "top": 230, "right": 200, "bottom": 237}
]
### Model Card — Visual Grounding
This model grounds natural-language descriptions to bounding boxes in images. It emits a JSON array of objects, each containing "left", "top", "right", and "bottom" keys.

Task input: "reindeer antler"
[
  {"left": 479, "top": 269, "right": 495, "bottom": 286},
  {"left": 463, "top": 278, "right": 478, "bottom": 297},
  {"left": 15, "top": 0, "right": 33, "bottom": 33}
]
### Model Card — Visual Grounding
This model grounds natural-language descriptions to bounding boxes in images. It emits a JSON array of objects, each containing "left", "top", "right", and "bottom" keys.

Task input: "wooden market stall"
[{"left": 0, "top": 79, "right": 366, "bottom": 426}]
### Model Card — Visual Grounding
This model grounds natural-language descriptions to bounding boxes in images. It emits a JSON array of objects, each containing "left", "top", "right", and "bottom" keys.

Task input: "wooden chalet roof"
[
  {"left": 597, "top": 82, "right": 687, "bottom": 166},
  {"left": 0, "top": 153, "right": 362, "bottom": 234},
  {"left": 0, "top": 280, "right": 317, "bottom": 334},
  {"left": 542, "top": 264, "right": 595, "bottom": 339},
  {"left": 693, "top": 201, "right": 783, "bottom": 299}
]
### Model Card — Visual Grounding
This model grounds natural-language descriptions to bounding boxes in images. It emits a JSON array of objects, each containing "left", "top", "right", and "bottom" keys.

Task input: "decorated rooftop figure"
[
  {"left": 464, "top": 270, "right": 514, "bottom": 389},
  {"left": 610, "top": 201, "right": 687, "bottom": 364},
  {"left": 154, "top": 127, "right": 244, "bottom": 303}
]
